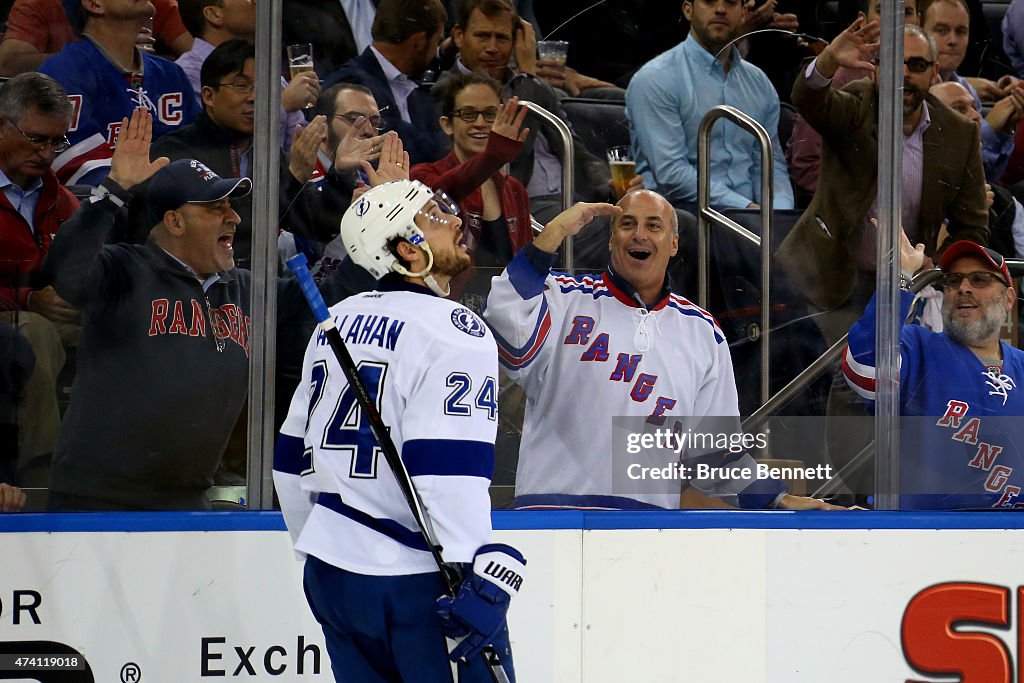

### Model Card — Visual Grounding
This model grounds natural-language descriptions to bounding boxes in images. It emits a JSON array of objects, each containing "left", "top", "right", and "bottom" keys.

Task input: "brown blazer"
[{"left": 776, "top": 70, "right": 989, "bottom": 311}]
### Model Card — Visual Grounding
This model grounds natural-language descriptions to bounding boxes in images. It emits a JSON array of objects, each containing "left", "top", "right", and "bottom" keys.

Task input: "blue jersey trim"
[
  {"left": 273, "top": 434, "right": 306, "bottom": 475},
  {"left": 403, "top": 438, "right": 495, "bottom": 478},
  {"left": 506, "top": 246, "right": 552, "bottom": 300},
  {"left": 737, "top": 478, "right": 788, "bottom": 509},
  {"left": 0, "top": 511, "right": 288, "bottom": 532},
  {"left": 3, "top": 511, "right": 1024, "bottom": 534},
  {"left": 316, "top": 493, "right": 430, "bottom": 551},
  {"left": 665, "top": 300, "right": 724, "bottom": 343},
  {"left": 554, "top": 279, "right": 614, "bottom": 300}
]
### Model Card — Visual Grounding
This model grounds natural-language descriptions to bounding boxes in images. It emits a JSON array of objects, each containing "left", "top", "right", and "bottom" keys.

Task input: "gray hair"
[
  {"left": 0, "top": 72, "right": 73, "bottom": 124},
  {"left": 905, "top": 23, "right": 938, "bottom": 61}
]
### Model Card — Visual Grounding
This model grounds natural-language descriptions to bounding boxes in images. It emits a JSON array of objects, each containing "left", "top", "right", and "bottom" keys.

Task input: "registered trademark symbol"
[{"left": 120, "top": 661, "right": 141, "bottom": 682}]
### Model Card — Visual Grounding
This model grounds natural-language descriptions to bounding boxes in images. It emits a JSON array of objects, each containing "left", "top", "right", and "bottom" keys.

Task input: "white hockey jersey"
[
  {"left": 274, "top": 277, "right": 499, "bottom": 576},
  {"left": 484, "top": 245, "right": 785, "bottom": 510}
]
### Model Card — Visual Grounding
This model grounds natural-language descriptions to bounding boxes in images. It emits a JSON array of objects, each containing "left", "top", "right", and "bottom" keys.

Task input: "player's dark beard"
[{"left": 431, "top": 246, "right": 471, "bottom": 278}]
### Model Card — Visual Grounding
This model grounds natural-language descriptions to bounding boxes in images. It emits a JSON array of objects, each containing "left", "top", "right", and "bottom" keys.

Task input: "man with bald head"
[
  {"left": 932, "top": 80, "right": 1024, "bottom": 260},
  {"left": 484, "top": 189, "right": 840, "bottom": 511}
]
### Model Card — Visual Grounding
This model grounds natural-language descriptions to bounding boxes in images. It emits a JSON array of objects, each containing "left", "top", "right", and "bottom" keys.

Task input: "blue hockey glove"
[{"left": 436, "top": 543, "right": 527, "bottom": 662}]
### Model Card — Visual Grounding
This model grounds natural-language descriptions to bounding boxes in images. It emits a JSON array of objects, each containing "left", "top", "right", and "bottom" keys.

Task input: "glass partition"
[{"left": 2, "top": 0, "right": 1013, "bottom": 515}]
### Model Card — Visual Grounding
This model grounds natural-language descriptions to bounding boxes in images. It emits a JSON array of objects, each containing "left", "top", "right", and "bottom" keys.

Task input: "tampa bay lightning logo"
[
  {"left": 451, "top": 308, "right": 485, "bottom": 337},
  {"left": 355, "top": 197, "right": 370, "bottom": 217}
]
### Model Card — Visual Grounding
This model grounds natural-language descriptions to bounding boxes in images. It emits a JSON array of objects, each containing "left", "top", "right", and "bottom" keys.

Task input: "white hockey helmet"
[{"left": 340, "top": 180, "right": 459, "bottom": 285}]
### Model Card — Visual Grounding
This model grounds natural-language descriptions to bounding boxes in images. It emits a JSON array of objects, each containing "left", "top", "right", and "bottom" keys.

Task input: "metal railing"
[
  {"left": 520, "top": 100, "right": 575, "bottom": 271},
  {"left": 738, "top": 263, "right": 1024, "bottom": 503},
  {"left": 744, "top": 269, "right": 946, "bottom": 435},
  {"left": 697, "top": 105, "right": 774, "bottom": 406}
]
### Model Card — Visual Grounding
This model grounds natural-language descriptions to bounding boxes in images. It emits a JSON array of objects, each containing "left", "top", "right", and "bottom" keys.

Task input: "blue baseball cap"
[{"left": 146, "top": 159, "right": 252, "bottom": 226}]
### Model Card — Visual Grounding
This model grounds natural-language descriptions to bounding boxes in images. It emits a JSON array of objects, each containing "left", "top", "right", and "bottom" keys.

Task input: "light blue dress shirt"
[
  {"left": 947, "top": 71, "right": 1015, "bottom": 181},
  {"left": 625, "top": 35, "right": 794, "bottom": 210},
  {"left": 0, "top": 168, "right": 42, "bottom": 233},
  {"left": 339, "top": 0, "right": 375, "bottom": 54}
]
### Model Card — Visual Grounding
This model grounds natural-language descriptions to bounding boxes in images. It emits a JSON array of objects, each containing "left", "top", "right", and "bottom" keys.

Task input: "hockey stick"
[{"left": 285, "top": 254, "right": 512, "bottom": 683}]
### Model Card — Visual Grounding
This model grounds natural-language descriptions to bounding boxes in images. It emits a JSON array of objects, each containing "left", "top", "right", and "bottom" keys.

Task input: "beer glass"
[{"left": 607, "top": 146, "right": 637, "bottom": 200}]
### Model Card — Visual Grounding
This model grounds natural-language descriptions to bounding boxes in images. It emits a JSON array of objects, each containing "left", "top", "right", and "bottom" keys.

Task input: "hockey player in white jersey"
[
  {"left": 274, "top": 179, "right": 526, "bottom": 682},
  {"left": 485, "top": 189, "right": 842, "bottom": 511}
]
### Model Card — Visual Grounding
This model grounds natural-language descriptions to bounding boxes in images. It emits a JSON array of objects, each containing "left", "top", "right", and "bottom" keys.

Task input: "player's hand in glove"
[{"left": 436, "top": 544, "right": 527, "bottom": 662}]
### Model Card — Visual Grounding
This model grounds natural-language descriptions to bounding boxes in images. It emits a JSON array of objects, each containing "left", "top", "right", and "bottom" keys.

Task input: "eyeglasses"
[
  {"left": 870, "top": 57, "right": 934, "bottom": 73},
  {"left": 904, "top": 57, "right": 934, "bottom": 73},
  {"left": 449, "top": 107, "right": 499, "bottom": 123},
  {"left": 334, "top": 111, "right": 387, "bottom": 132},
  {"left": 7, "top": 120, "right": 70, "bottom": 153},
  {"left": 215, "top": 81, "right": 255, "bottom": 94},
  {"left": 941, "top": 271, "right": 1007, "bottom": 290}
]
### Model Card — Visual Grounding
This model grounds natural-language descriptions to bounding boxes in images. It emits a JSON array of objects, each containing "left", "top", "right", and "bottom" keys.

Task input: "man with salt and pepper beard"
[{"left": 843, "top": 236, "right": 1024, "bottom": 509}]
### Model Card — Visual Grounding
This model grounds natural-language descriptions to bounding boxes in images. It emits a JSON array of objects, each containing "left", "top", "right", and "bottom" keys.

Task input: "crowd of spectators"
[{"left": 1, "top": 0, "right": 1022, "bottom": 512}]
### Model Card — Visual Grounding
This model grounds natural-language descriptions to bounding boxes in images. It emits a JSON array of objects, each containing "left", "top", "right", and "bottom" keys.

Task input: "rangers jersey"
[
  {"left": 274, "top": 277, "right": 499, "bottom": 576},
  {"left": 483, "top": 245, "right": 786, "bottom": 510},
  {"left": 40, "top": 37, "right": 198, "bottom": 186},
  {"left": 844, "top": 291, "right": 1024, "bottom": 509}
]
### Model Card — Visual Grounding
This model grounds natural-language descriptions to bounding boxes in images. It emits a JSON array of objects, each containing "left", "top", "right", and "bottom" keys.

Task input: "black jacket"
[
  {"left": 45, "top": 196, "right": 251, "bottom": 509},
  {"left": 323, "top": 48, "right": 449, "bottom": 167}
]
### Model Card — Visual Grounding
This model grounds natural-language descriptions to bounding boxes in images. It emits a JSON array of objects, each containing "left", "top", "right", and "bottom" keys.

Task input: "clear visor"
[{"left": 413, "top": 189, "right": 461, "bottom": 227}]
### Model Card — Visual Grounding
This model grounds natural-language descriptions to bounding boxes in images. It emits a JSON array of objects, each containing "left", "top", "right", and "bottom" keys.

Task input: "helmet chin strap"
[{"left": 393, "top": 243, "right": 451, "bottom": 297}]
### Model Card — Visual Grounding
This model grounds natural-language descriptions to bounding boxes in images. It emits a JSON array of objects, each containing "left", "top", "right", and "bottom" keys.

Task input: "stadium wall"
[{"left": 1, "top": 511, "right": 1023, "bottom": 682}]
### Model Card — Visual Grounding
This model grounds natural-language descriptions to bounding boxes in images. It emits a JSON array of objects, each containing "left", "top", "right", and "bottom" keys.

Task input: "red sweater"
[
  {"left": 411, "top": 132, "right": 533, "bottom": 258},
  {"left": 0, "top": 170, "right": 80, "bottom": 310}
]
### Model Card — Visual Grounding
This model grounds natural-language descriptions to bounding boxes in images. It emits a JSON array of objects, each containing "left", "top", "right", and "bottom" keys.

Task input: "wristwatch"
[
  {"left": 91, "top": 179, "right": 132, "bottom": 208},
  {"left": 898, "top": 274, "right": 913, "bottom": 292}
]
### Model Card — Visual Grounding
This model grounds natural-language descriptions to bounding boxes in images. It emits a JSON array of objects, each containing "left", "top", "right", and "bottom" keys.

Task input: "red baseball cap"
[{"left": 939, "top": 240, "right": 1012, "bottom": 287}]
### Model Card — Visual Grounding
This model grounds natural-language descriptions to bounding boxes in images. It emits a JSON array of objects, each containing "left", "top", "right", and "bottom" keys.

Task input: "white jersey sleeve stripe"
[
  {"left": 843, "top": 348, "right": 878, "bottom": 401},
  {"left": 403, "top": 439, "right": 495, "bottom": 478},
  {"left": 50, "top": 133, "right": 108, "bottom": 175},
  {"left": 67, "top": 157, "right": 113, "bottom": 186}
]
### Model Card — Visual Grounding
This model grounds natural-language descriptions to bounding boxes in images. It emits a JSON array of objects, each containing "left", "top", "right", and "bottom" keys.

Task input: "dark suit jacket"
[
  {"left": 282, "top": 0, "right": 358, "bottom": 79},
  {"left": 323, "top": 48, "right": 449, "bottom": 167},
  {"left": 433, "top": 67, "right": 612, "bottom": 203},
  {"left": 776, "top": 71, "right": 989, "bottom": 311}
]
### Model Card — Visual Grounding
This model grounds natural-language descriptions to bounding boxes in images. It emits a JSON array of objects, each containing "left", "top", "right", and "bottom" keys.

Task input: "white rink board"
[
  {"left": 0, "top": 528, "right": 563, "bottom": 682},
  {"left": 581, "top": 529, "right": 768, "bottom": 682},
  {"left": 3, "top": 516, "right": 1024, "bottom": 682}
]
